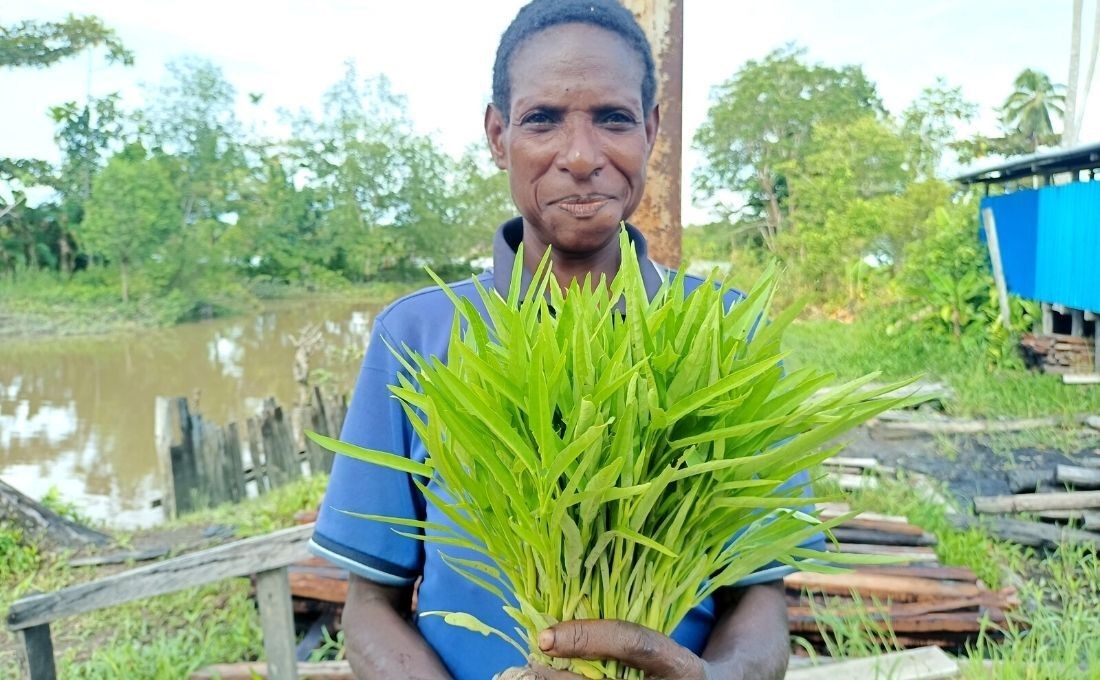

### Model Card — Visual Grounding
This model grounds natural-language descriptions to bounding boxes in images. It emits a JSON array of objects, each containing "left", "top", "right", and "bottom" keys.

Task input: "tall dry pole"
[{"left": 622, "top": 0, "right": 684, "bottom": 268}]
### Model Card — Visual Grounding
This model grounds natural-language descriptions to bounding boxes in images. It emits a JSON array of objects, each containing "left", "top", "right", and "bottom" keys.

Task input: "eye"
[
  {"left": 600, "top": 110, "right": 638, "bottom": 129},
  {"left": 519, "top": 110, "right": 557, "bottom": 128}
]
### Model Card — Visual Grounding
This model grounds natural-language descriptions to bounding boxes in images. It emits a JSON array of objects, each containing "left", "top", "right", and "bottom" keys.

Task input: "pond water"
[{"left": 0, "top": 298, "right": 384, "bottom": 529}]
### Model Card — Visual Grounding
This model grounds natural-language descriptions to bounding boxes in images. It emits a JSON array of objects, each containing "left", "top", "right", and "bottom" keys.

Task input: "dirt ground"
[{"left": 841, "top": 425, "right": 1100, "bottom": 508}]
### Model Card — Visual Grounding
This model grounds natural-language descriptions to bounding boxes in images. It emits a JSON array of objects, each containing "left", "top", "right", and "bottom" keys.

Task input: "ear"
[
  {"left": 644, "top": 104, "right": 660, "bottom": 158},
  {"left": 484, "top": 104, "right": 509, "bottom": 170}
]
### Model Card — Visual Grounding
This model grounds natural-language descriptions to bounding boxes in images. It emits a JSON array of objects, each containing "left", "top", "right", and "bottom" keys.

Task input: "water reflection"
[{"left": 0, "top": 299, "right": 379, "bottom": 529}]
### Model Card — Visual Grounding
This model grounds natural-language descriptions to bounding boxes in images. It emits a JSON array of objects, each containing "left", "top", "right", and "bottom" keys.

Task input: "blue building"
[{"left": 955, "top": 141, "right": 1100, "bottom": 377}]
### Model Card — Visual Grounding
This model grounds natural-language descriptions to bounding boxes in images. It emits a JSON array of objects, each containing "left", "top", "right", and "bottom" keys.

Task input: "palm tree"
[{"left": 1000, "top": 69, "right": 1066, "bottom": 152}]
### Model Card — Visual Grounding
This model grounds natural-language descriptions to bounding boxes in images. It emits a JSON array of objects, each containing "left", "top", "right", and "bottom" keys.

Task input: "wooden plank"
[
  {"left": 784, "top": 572, "right": 981, "bottom": 602},
  {"left": 949, "top": 513, "right": 1100, "bottom": 549},
  {"left": 255, "top": 567, "right": 299, "bottom": 680},
  {"left": 785, "top": 647, "right": 958, "bottom": 680},
  {"left": 225, "top": 422, "right": 247, "bottom": 503},
  {"left": 17, "top": 624, "right": 57, "bottom": 680},
  {"left": 289, "top": 572, "right": 348, "bottom": 604},
  {"left": 827, "top": 517, "right": 928, "bottom": 537},
  {"left": 247, "top": 416, "right": 267, "bottom": 495},
  {"left": 1063, "top": 373, "right": 1100, "bottom": 384},
  {"left": 973, "top": 490, "right": 1100, "bottom": 513},
  {"left": 171, "top": 398, "right": 201, "bottom": 515},
  {"left": 790, "top": 610, "right": 1002, "bottom": 634},
  {"left": 788, "top": 592, "right": 1010, "bottom": 620},
  {"left": 154, "top": 397, "right": 178, "bottom": 520},
  {"left": 829, "top": 528, "right": 937, "bottom": 547},
  {"left": 7, "top": 524, "right": 313, "bottom": 631},
  {"left": 851, "top": 565, "right": 979, "bottom": 582},
  {"left": 190, "top": 661, "right": 353, "bottom": 680},
  {"left": 833, "top": 473, "right": 879, "bottom": 491},
  {"left": 1056, "top": 464, "right": 1100, "bottom": 488},
  {"left": 827, "top": 543, "right": 939, "bottom": 562},
  {"left": 982, "top": 207, "right": 1012, "bottom": 331},
  {"left": 1033, "top": 509, "right": 1100, "bottom": 530},
  {"left": 875, "top": 415, "right": 1066, "bottom": 435}
]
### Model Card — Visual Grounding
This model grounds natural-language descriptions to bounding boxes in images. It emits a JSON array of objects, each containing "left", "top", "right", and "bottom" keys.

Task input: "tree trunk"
[
  {"left": 1065, "top": 0, "right": 1083, "bottom": 147},
  {"left": 756, "top": 170, "right": 782, "bottom": 251},
  {"left": 0, "top": 478, "right": 111, "bottom": 549},
  {"left": 120, "top": 260, "right": 129, "bottom": 303}
]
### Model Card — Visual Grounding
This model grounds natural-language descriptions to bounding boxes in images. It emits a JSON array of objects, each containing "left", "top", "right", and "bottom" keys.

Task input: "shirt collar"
[{"left": 491, "top": 217, "right": 667, "bottom": 301}]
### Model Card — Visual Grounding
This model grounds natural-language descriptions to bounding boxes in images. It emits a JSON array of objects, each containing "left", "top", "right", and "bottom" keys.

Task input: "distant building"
[{"left": 955, "top": 141, "right": 1100, "bottom": 377}]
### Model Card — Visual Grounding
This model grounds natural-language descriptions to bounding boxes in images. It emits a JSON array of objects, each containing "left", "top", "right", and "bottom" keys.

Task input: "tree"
[
  {"left": 0, "top": 14, "right": 132, "bottom": 69},
  {"left": 694, "top": 45, "right": 882, "bottom": 249},
  {"left": 81, "top": 149, "right": 182, "bottom": 302},
  {"left": 140, "top": 57, "right": 246, "bottom": 244},
  {"left": 900, "top": 79, "right": 976, "bottom": 179},
  {"left": 999, "top": 69, "right": 1065, "bottom": 152}
]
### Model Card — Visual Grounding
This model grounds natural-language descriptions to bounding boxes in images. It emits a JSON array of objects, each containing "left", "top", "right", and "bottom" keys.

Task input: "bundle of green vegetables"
[{"left": 311, "top": 228, "right": 912, "bottom": 679}]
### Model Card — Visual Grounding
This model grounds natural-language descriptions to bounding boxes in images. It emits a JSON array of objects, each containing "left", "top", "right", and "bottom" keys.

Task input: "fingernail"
[{"left": 538, "top": 628, "right": 555, "bottom": 651}]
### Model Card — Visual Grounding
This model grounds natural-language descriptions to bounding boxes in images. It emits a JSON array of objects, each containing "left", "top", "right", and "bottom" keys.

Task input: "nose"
[{"left": 555, "top": 117, "right": 605, "bottom": 179}]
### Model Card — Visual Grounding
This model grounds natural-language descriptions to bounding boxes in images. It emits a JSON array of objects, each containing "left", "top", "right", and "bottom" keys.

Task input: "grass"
[
  {"left": 0, "top": 267, "right": 425, "bottom": 338},
  {"left": 0, "top": 476, "right": 328, "bottom": 679},
  {"left": 785, "top": 318, "right": 1100, "bottom": 420}
]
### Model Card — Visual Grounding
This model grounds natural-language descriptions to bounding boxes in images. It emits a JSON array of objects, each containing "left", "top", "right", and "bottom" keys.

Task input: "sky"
[{"left": 2, "top": 0, "right": 1097, "bottom": 223}]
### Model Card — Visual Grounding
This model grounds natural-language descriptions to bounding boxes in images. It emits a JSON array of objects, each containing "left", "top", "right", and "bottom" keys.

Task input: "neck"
[{"left": 521, "top": 229, "right": 621, "bottom": 291}]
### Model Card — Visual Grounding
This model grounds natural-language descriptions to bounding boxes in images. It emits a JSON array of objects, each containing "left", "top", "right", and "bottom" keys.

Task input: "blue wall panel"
[
  {"left": 1034, "top": 182, "right": 1100, "bottom": 312},
  {"left": 981, "top": 191, "right": 1039, "bottom": 300}
]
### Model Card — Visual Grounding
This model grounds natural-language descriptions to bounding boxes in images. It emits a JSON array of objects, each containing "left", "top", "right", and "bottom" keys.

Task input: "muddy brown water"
[{"left": 0, "top": 298, "right": 383, "bottom": 529}]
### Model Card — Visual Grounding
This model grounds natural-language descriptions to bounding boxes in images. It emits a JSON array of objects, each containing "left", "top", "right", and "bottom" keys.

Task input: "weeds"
[{"left": 0, "top": 476, "right": 327, "bottom": 678}]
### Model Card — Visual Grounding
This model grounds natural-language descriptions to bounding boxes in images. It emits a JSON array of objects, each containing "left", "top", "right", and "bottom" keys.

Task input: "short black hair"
[{"left": 491, "top": 0, "right": 656, "bottom": 122}]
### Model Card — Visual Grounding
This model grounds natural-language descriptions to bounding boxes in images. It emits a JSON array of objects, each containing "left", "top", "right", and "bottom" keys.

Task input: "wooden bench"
[{"left": 7, "top": 524, "right": 314, "bottom": 680}]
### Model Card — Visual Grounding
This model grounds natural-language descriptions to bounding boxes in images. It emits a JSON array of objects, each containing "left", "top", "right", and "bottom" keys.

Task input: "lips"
[{"left": 555, "top": 195, "right": 612, "bottom": 219}]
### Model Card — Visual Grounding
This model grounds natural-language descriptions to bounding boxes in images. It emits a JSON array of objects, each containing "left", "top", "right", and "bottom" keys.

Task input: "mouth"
[{"left": 554, "top": 195, "right": 612, "bottom": 219}]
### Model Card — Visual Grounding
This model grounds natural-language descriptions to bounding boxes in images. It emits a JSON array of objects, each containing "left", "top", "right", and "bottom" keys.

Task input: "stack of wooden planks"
[
  {"left": 1020, "top": 333, "right": 1094, "bottom": 375},
  {"left": 961, "top": 460, "right": 1100, "bottom": 549},
  {"left": 786, "top": 503, "right": 1018, "bottom": 651}
]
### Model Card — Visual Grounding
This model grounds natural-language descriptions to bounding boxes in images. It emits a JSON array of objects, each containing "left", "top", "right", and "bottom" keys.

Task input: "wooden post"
[
  {"left": 154, "top": 397, "right": 178, "bottom": 520},
  {"left": 247, "top": 416, "right": 267, "bottom": 495},
  {"left": 981, "top": 207, "right": 1012, "bottom": 331},
  {"left": 1042, "top": 302, "right": 1054, "bottom": 335},
  {"left": 17, "top": 624, "right": 57, "bottom": 680},
  {"left": 255, "top": 567, "right": 299, "bottom": 680},
  {"left": 224, "top": 422, "right": 247, "bottom": 503},
  {"left": 621, "top": 0, "right": 683, "bottom": 267},
  {"left": 1071, "top": 308, "right": 1085, "bottom": 336}
]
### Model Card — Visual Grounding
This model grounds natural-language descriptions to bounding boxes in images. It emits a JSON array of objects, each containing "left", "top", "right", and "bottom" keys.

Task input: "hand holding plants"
[{"left": 497, "top": 620, "right": 711, "bottom": 680}]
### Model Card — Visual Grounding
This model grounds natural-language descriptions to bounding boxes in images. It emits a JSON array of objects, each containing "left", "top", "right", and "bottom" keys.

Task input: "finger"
[{"left": 539, "top": 620, "right": 705, "bottom": 679}]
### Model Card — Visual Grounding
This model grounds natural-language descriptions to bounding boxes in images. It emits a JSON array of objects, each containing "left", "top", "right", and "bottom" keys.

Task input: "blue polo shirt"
[{"left": 310, "top": 219, "right": 824, "bottom": 680}]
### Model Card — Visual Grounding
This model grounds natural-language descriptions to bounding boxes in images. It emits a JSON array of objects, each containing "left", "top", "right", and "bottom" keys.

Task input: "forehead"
[{"left": 508, "top": 23, "right": 645, "bottom": 106}]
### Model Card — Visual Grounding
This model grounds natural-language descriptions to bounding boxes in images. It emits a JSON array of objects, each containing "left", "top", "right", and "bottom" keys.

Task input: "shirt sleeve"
[{"left": 309, "top": 317, "right": 425, "bottom": 586}]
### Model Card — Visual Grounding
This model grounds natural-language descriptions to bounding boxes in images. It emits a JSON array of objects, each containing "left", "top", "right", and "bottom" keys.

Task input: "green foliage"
[
  {"left": 81, "top": 150, "right": 183, "bottom": 302},
  {"left": 694, "top": 44, "right": 883, "bottom": 245},
  {"left": 890, "top": 198, "right": 1037, "bottom": 362},
  {"left": 784, "top": 317, "right": 1100, "bottom": 421},
  {"left": 0, "top": 14, "right": 133, "bottom": 69},
  {"left": 999, "top": 69, "right": 1066, "bottom": 151},
  {"left": 0, "top": 524, "right": 39, "bottom": 581},
  {"left": 962, "top": 542, "right": 1100, "bottom": 679},
  {"left": 40, "top": 486, "right": 94, "bottom": 526},
  {"left": 315, "top": 232, "right": 912, "bottom": 678}
]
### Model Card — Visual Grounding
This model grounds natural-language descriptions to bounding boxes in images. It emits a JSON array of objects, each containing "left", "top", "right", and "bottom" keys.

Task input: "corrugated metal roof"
[{"left": 954, "top": 140, "right": 1100, "bottom": 185}]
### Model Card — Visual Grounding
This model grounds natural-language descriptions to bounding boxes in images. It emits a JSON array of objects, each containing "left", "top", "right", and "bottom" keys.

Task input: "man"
[{"left": 311, "top": 2, "right": 819, "bottom": 678}]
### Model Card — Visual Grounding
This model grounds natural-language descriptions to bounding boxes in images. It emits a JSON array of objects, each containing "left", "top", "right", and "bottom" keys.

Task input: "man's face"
[{"left": 485, "top": 23, "right": 658, "bottom": 258}]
